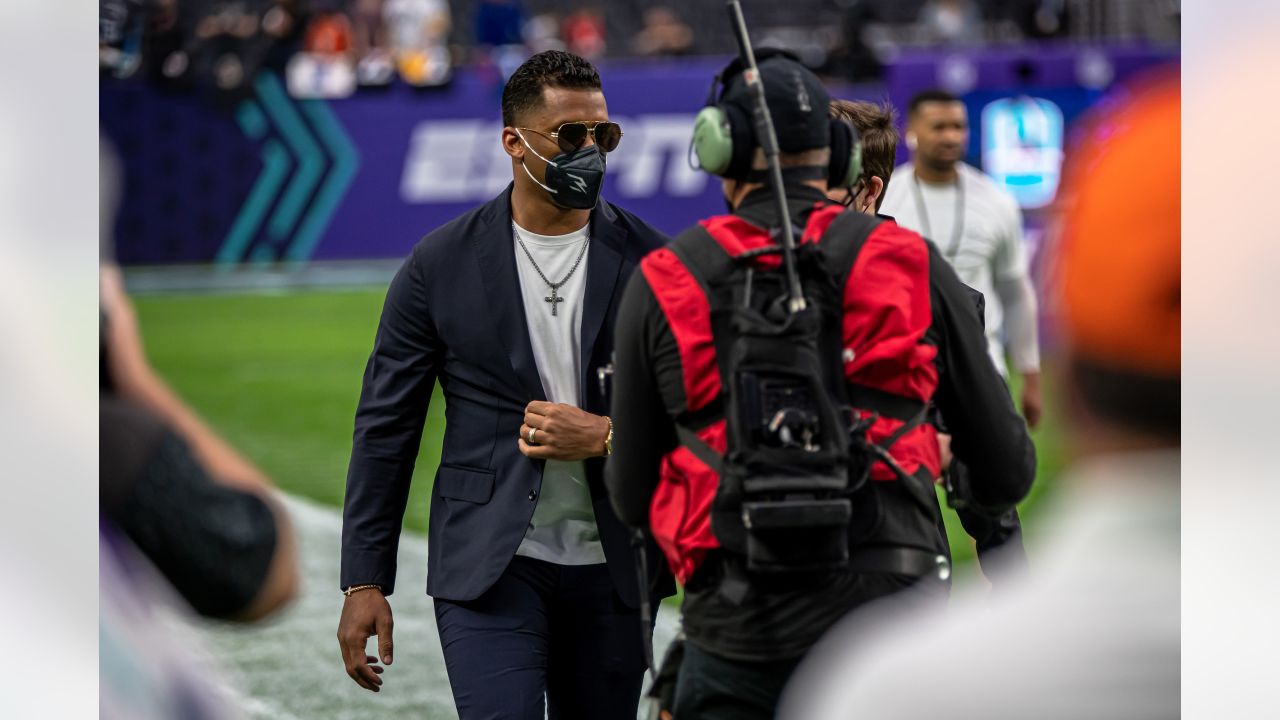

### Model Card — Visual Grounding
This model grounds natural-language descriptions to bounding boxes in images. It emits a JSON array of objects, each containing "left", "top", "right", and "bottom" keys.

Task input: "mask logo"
[{"left": 567, "top": 173, "right": 588, "bottom": 194}]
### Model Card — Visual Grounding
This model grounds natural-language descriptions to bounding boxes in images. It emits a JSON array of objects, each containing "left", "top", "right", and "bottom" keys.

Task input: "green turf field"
[{"left": 133, "top": 288, "right": 1066, "bottom": 576}]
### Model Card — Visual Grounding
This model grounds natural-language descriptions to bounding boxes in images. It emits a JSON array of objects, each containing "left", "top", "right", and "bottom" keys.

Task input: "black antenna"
[{"left": 725, "top": 0, "right": 806, "bottom": 313}]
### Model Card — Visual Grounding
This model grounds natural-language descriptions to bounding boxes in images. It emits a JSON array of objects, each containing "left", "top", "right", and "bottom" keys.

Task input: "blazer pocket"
[{"left": 435, "top": 465, "right": 495, "bottom": 504}]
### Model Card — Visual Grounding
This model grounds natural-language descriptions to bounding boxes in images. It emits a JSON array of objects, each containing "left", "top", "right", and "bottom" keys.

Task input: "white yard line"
[{"left": 196, "top": 495, "right": 679, "bottom": 719}]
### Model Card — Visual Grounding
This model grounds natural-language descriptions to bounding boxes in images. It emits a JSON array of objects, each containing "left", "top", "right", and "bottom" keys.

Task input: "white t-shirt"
[
  {"left": 510, "top": 220, "right": 606, "bottom": 566},
  {"left": 880, "top": 162, "right": 1039, "bottom": 377}
]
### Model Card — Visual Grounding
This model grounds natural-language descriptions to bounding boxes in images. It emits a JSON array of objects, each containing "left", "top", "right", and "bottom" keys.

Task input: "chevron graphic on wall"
[{"left": 217, "top": 72, "right": 360, "bottom": 266}]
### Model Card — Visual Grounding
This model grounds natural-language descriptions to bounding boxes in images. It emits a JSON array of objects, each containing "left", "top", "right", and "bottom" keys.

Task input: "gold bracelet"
[
  {"left": 343, "top": 584, "right": 382, "bottom": 597},
  {"left": 603, "top": 416, "right": 614, "bottom": 456}
]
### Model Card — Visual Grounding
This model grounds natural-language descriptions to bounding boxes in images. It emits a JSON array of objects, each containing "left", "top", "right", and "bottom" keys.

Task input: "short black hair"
[
  {"left": 501, "top": 51, "right": 602, "bottom": 127},
  {"left": 908, "top": 89, "right": 962, "bottom": 116}
]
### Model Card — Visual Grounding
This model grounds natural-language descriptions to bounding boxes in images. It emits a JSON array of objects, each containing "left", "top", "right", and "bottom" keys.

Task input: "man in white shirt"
[{"left": 881, "top": 89, "right": 1043, "bottom": 428}]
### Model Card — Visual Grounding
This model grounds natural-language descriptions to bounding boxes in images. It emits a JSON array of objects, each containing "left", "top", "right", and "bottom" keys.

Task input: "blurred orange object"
[
  {"left": 305, "top": 12, "right": 354, "bottom": 55},
  {"left": 1054, "top": 71, "right": 1180, "bottom": 377}
]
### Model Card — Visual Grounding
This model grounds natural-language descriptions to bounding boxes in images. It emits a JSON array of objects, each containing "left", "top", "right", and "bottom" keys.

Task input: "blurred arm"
[
  {"left": 992, "top": 197, "right": 1040, "bottom": 375},
  {"left": 100, "top": 265, "right": 298, "bottom": 620},
  {"left": 340, "top": 250, "right": 444, "bottom": 595}
]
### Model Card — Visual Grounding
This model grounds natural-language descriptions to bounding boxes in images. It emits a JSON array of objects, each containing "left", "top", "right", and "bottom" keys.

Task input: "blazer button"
[{"left": 528, "top": 490, "right": 538, "bottom": 501}]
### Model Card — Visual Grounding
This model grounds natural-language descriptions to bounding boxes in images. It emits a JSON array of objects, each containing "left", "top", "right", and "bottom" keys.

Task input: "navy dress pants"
[{"left": 434, "top": 556, "right": 648, "bottom": 720}]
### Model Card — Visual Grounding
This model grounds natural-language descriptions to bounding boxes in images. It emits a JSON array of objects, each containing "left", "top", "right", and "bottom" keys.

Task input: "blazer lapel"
[
  {"left": 473, "top": 186, "right": 547, "bottom": 402},
  {"left": 580, "top": 202, "right": 626, "bottom": 394}
]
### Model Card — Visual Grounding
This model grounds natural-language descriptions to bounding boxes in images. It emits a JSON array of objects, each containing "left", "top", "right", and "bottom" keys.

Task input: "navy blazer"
[{"left": 341, "top": 185, "right": 673, "bottom": 607}]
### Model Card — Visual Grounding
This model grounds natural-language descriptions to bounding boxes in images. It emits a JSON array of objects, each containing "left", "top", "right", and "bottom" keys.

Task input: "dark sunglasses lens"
[
  {"left": 595, "top": 122, "right": 622, "bottom": 152},
  {"left": 557, "top": 123, "right": 589, "bottom": 152}
]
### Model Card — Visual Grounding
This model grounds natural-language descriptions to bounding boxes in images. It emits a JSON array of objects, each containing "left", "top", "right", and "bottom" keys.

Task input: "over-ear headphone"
[
  {"left": 690, "top": 49, "right": 862, "bottom": 190},
  {"left": 690, "top": 56, "right": 759, "bottom": 180},
  {"left": 827, "top": 118, "right": 862, "bottom": 190}
]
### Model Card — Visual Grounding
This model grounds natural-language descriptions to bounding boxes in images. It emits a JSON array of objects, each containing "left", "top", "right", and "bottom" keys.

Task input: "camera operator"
[{"left": 604, "top": 52, "right": 1035, "bottom": 719}]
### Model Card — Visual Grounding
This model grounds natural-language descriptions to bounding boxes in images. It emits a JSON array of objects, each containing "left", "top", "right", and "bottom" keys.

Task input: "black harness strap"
[
  {"left": 848, "top": 383, "right": 927, "bottom": 423},
  {"left": 667, "top": 225, "right": 736, "bottom": 297},
  {"left": 675, "top": 425, "right": 723, "bottom": 474},
  {"left": 818, "top": 209, "right": 883, "bottom": 294}
]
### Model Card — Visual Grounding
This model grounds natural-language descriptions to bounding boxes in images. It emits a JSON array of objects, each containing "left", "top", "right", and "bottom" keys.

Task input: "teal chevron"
[
  {"left": 286, "top": 99, "right": 360, "bottom": 262},
  {"left": 216, "top": 138, "right": 290, "bottom": 266},
  {"left": 236, "top": 100, "right": 268, "bottom": 141},
  {"left": 255, "top": 72, "right": 324, "bottom": 242}
]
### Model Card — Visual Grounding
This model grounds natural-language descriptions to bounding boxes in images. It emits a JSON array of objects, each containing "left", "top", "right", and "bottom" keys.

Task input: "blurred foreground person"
[
  {"left": 606, "top": 51, "right": 1034, "bottom": 720},
  {"left": 99, "top": 137, "right": 299, "bottom": 717},
  {"left": 829, "top": 98, "right": 1029, "bottom": 583},
  {"left": 100, "top": 267, "right": 301, "bottom": 718},
  {"left": 337, "top": 51, "right": 671, "bottom": 718},
  {"left": 101, "top": 266, "right": 300, "bottom": 622},
  {"left": 785, "top": 72, "right": 1180, "bottom": 720}
]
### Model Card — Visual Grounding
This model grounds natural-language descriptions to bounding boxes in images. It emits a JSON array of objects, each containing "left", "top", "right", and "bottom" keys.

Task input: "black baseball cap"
[{"left": 718, "top": 49, "right": 832, "bottom": 153}]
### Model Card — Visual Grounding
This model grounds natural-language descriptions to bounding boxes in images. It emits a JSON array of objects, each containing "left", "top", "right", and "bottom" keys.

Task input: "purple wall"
[{"left": 100, "top": 46, "right": 1176, "bottom": 266}]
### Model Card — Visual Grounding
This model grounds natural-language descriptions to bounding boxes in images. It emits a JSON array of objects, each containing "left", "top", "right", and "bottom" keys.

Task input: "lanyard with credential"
[{"left": 910, "top": 169, "right": 965, "bottom": 262}]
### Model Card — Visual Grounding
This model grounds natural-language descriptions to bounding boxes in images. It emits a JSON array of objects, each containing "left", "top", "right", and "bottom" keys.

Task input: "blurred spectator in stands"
[
  {"left": 304, "top": 8, "right": 354, "bottom": 56},
  {"left": 261, "top": 0, "right": 307, "bottom": 64},
  {"left": 349, "top": 0, "right": 393, "bottom": 86},
  {"left": 194, "top": 1, "right": 259, "bottom": 92},
  {"left": 630, "top": 6, "right": 693, "bottom": 57},
  {"left": 524, "top": 12, "right": 566, "bottom": 54},
  {"left": 830, "top": 0, "right": 887, "bottom": 82},
  {"left": 385, "top": 0, "right": 452, "bottom": 87},
  {"left": 920, "top": 0, "right": 983, "bottom": 44},
  {"left": 143, "top": 0, "right": 188, "bottom": 87},
  {"left": 287, "top": 5, "right": 356, "bottom": 97},
  {"left": 100, "top": 0, "right": 146, "bottom": 78},
  {"left": 562, "top": 5, "right": 605, "bottom": 60},
  {"left": 1019, "top": 0, "right": 1071, "bottom": 40}
]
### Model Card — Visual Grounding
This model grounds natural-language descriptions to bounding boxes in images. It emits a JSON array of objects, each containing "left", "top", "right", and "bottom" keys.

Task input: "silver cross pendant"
[{"left": 545, "top": 286, "right": 565, "bottom": 316}]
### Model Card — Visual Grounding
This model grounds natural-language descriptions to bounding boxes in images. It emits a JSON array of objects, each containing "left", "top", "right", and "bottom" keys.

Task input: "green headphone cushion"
[
  {"left": 692, "top": 106, "right": 734, "bottom": 176},
  {"left": 842, "top": 143, "right": 863, "bottom": 190}
]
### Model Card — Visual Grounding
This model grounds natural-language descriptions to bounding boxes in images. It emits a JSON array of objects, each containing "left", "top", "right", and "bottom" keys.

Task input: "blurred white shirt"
[{"left": 782, "top": 449, "right": 1180, "bottom": 720}]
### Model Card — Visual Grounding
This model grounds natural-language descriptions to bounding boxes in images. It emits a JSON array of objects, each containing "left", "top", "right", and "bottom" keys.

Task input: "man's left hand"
[
  {"left": 519, "top": 401, "right": 609, "bottom": 461},
  {"left": 1020, "top": 371, "right": 1043, "bottom": 430}
]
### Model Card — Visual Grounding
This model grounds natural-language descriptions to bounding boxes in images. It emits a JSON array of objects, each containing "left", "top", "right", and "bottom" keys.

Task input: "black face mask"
[{"left": 517, "top": 130, "right": 606, "bottom": 210}]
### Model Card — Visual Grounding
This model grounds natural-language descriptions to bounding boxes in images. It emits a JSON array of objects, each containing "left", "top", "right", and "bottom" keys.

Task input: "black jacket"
[{"left": 341, "top": 186, "right": 673, "bottom": 606}]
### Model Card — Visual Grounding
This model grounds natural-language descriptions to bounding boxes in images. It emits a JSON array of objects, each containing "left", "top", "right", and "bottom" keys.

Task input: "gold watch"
[{"left": 603, "top": 416, "right": 614, "bottom": 456}]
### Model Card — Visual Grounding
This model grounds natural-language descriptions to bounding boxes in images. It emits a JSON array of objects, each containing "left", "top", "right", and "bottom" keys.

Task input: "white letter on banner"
[
  {"left": 401, "top": 120, "right": 490, "bottom": 203},
  {"left": 612, "top": 114, "right": 707, "bottom": 198}
]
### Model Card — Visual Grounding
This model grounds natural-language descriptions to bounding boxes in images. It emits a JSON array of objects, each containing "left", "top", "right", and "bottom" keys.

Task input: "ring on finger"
[{"left": 527, "top": 427, "right": 539, "bottom": 445}]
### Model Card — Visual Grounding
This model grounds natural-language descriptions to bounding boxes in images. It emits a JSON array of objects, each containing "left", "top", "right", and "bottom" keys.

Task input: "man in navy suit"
[{"left": 336, "top": 50, "right": 672, "bottom": 719}]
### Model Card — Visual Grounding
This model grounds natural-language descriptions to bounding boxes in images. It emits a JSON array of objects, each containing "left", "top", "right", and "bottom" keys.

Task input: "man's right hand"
[{"left": 337, "top": 588, "right": 394, "bottom": 692}]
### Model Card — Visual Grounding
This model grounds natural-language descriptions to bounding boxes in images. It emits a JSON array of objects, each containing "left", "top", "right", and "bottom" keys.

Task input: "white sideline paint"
[{"left": 196, "top": 495, "right": 679, "bottom": 719}]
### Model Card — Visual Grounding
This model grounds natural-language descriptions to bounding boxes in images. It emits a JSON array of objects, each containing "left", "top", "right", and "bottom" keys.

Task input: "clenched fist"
[{"left": 518, "top": 401, "right": 610, "bottom": 461}]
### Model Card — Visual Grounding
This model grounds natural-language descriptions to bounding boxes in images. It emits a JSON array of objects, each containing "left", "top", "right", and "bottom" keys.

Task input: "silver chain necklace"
[
  {"left": 512, "top": 222, "right": 590, "bottom": 317},
  {"left": 910, "top": 168, "right": 965, "bottom": 262}
]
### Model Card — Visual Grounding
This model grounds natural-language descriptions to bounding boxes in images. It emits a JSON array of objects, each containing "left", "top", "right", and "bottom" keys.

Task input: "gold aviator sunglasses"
[{"left": 517, "top": 121, "right": 624, "bottom": 154}]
